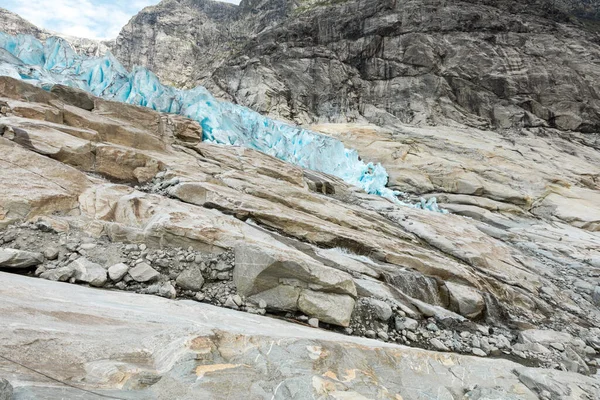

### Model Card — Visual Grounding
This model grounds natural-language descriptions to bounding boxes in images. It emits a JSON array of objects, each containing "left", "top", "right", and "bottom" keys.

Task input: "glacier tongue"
[{"left": 0, "top": 32, "right": 444, "bottom": 212}]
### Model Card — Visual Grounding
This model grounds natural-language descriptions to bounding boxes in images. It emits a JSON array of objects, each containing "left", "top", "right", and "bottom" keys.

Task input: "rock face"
[
  {"left": 0, "top": 248, "right": 43, "bottom": 269},
  {"left": 0, "top": 378, "right": 12, "bottom": 400},
  {"left": 110, "top": 0, "right": 600, "bottom": 135},
  {"left": 70, "top": 257, "right": 108, "bottom": 287}
]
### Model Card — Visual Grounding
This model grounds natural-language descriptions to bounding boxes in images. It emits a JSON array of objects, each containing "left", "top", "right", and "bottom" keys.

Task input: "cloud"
[{"left": 2, "top": 0, "right": 241, "bottom": 40}]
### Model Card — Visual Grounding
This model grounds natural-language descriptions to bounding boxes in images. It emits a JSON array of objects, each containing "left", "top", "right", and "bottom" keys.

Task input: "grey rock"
[
  {"left": 377, "top": 330, "right": 389, "bottom": 341},
  {"left": 40, "top": 264, "right": 77, "bottom": 281},
  {"left": 585, "top": 346, "right": 596, "bottom": 356},
  {"left": 43, "top": 247, "right": 59, "bottom": 260},
  {"left": 515, "top": 366, "right": 600, "bottom": 398},
  {"left": 248, "top": 285, "right": 302, "bottom": 312},
  {"left": 0, "top": 378, "right": 13, "bottom": 400},
  {"left": 406, "top": 331, "right": 417, "bottom": 342},
  {"left": 395, "top": 317, "right": 419, "bottom": 332},
  {"left": 195, "top": 293, "right": 205, "bottom": 302},
  {"left": 446, "top": 282, "right": 486, "bottom": 319},
  {"left": 430, "top": 338, "right": 449, "bottom": 352},
  {"left": 563, "top": 347, "right": 589, "bottom": 374},
  {"left": 108, "top": 263, "right": 129, "bottom": 282},
  {"left": 70, "top": 258, "right": 107, "bottom": 287},
  {"left": 232, "top": 294, "right": 243, "bottom": 307},
  {"left": 216, "top": 272, "right": 230, "bottom": 280},
  {"left": 129, "top": 262, "right": 160, "bottom": 283},
  {"left": 176, "top": 266, "right": 205, "bottom": 291},
  {"left": 464, "top": 386, "right": 525, "bottom": 400},
  {"left": 518, "top": 329, "right": 573, "bottom": 346},
  {"left": 297, "top": 290, "right": 355, "bottom": 328},
  {"left": 224, "top": 296, "right": 238, "bottom": 309},
  {"left": 214, "top": 260, "right": 233, "bottom": 272},
  {"left": 148, "top": 282, "right": 177, "bottom": 299},
  {"left": 308, "top": 318, "right": 319, "bottom": 328},
  {"left": 365, "top": 298, "right": 393, "bottom": 321},
  {"left": 513, "top": 342, "right": 552, "bottom": 355},
  {"left": 79, "top": 243, "right": 97, "bottom": 250},
  {"left": 496, "top": 335, "right": 511, "bottom": 349},
  {"left": 0, "top": 248, "right": 44, "bottom": 268},
  {"left": 472, "top": 348, "right": 487, "bottom": 357},
  {"left": 550, "top": 342, "right": 565, "bottom": 351}
]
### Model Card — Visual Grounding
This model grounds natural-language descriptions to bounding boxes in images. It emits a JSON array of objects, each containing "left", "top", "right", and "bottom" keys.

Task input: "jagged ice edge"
[{"left": 0, "top": 32, "right": 445, "bottom": 213}]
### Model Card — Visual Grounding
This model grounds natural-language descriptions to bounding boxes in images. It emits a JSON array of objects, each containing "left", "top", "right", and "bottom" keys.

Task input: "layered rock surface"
[
  {"left": 4, "top": 272, "right": 600, "bottom": 399},
  {"left": 0, "top": 75, "right": 599, "bottom": 385}
]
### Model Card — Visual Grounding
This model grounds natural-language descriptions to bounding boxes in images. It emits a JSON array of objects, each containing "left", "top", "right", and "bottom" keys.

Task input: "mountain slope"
[{"left": 112, "top": 0, "right": 600, "bottom": 135}]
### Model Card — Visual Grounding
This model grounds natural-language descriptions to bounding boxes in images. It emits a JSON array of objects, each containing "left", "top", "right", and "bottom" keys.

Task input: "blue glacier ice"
[{"left": 0, "top": 32, "right": 445, "bottom": 213}]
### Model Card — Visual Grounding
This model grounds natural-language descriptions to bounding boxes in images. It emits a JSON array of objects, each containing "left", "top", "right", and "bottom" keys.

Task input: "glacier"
[{"left": 0, "top": 32, "right": 444, "bottom": 212}]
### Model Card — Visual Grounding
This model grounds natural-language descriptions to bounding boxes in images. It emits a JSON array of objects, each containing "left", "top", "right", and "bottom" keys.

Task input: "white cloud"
[
  {"left": 3, "top": 0, "right": 242, "bottom": 40},
  {"left": 5, "top": 0, "right": 139, "bottom": 39}
]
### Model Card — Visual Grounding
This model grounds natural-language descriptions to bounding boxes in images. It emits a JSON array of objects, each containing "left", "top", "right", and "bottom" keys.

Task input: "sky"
[{"left": 3, "top": 0, "right": 240, "bottom": 40}]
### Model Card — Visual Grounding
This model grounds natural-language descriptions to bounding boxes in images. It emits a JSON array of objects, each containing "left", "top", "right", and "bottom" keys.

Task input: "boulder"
[
  {"left": 248, "top": 285, "right": 302, "bottom": 312},
  {"left": 430, "top": 338, "right": 450, "bottom": 352},
  {"left": 129, "top": 263, "right": 160, "bottom": 283},
  {"left": 43, "top": 247, "right": 59, "bottom": 260},
  {"left": 147, "top": 282, "right": 176, "bottom": 299},
  {"left": 446, "top": 281, "right": 486, "bottom": 319},
  {"left": 518, "top": 330, "right": 574, "bottom": 346},
  {"left": 0, "top": 248, "right": 44, "bottom": 268},
  {"left": 108, "top": 263, "right": 129, "bottom": 282},
  {"left": 395, "top": 317, "right": 419, "bottom": 332},
  {"left": 40, "top": 265, "right": 76, "bottom": 282},
  {"left": 364, "top": 298, "right": 393, "bottom": 321},
  {"left": 297, "top": 290, "right": 355, "bottom": 327},
  {"left": 70, "top": 258, "right": 108, "bottom": 287},
  {"left": 233, "top": 244, "right": 356, "bottom": 298},
  {"left": 176, "top": 266, "right": 205, "bottom": 291}
]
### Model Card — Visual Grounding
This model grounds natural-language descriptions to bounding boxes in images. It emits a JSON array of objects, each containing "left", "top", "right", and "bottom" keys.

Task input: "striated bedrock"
[
  {"left": 3, "top": 272, "right": 600, "bottom": 399},
  {"left": 105, "top": 0, "right": 600, "bottom": 135}
]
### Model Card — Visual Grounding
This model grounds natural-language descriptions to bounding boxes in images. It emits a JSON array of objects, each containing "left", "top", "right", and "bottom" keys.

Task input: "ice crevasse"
[{"left": 0, "top": 32, "right": 444, "bottom": 212}]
